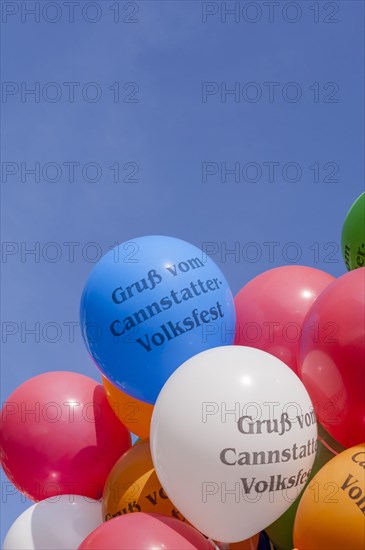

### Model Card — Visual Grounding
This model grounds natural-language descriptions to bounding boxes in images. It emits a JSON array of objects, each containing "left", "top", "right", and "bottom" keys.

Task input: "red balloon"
[
  {"left": 78, "top": 513, "right": 215, "bottom": 550},
  {"left": 234, "top": 266, "right": 334, "bottom": 375},
  {"left": 0, "top": 371, "right": 131, "bottom": 501},
  {"left": 299, "top": 268, "right": 365, "bottom": 448}
]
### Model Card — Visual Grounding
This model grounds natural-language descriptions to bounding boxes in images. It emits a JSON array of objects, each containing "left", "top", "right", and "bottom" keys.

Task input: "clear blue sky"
[{"left": 1, "top": 0, "right": 364, "bottom": 543}]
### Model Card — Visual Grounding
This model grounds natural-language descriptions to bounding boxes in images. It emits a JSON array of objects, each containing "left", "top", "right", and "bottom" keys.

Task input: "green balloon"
[
  {"left": 341, "top": 192, "right": 365, "bottom": 271},
  {"left": 265, "top": 440, "right": 335, "bottom": 550}
]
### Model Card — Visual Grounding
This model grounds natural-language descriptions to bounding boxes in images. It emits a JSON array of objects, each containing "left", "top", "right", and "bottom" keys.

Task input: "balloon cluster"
[{"left": 1, "top": 193, "right": 364, "bottom": 550}]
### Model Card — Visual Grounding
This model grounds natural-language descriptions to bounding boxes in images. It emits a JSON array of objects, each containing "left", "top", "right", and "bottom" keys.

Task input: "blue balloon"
[{"left": 80, "top": 235, "right": 236, "bottom": 404}]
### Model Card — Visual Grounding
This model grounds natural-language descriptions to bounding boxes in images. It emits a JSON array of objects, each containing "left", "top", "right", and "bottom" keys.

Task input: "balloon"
[
  {"left": 220, "top": 535, "right": 259, "bottom": 550},
  {"left": 3, "top": 495, "right": 102, "bottom": 550},
  {"left": 341, "top": 192, "right": 365, "bottom": 271},
  {"left": 103, "top": 439, "right": 186, "bottom": 522},
  {"left": 151, "top": 346, "right": 317, "bottom": 543},
  {"left": 299, "top": 268, "right": 365, "bottom": 448},
  {"left": 265, "top": 439, "right": 335, "bottom": 550},
  {"left": 293, "top": 443, "right": 365, "bottom": 550},
  {"left": 0, "top": 372, "right": 131, "bottom": 500},
  {"left": 80, "top": 235, "right": 236, "bottom": 404},
  {"left": 78, "top": 512, "right": 216, "bottom": 550},
  {"left": 102, "top": 376, "right": 153, "bottom": 439},
  {"left": 234, "top": 266, "right": 334, "bottom": 376}
]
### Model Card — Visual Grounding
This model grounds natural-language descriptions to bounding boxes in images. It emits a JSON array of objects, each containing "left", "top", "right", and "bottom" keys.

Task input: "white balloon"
[
  {"left": 151, "top": 346, "right": 317, "bottom": 543},
  {"left": 2, "top": 495, "right": 102, "bottom": 550}
]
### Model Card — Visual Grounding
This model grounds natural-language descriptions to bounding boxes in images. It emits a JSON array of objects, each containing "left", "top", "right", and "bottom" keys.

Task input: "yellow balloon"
[
  {"left": 293, "top": 443, "right": 365, "bottom": 550},
  {"left": 102, "top": 439, "right": 186, "bottom": 522},
  {"left": 102, "top": 376, "right": 153, "bottom": 440}
]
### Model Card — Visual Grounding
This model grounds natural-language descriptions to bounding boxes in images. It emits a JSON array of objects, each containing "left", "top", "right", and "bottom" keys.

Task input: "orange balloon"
[
  {"left": 102, "top": 439, "right": 186, "bottom": 522},
  {"left": 102, "top": 376, "right": 153, "bottom": 439},
  {"left": 293, "top": 443, "right": 365, "bottom": 550}
]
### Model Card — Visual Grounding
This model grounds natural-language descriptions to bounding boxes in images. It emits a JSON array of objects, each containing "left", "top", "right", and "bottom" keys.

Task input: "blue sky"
[{"left": 1, "top": 0, "right": 364, "bottom": 542}]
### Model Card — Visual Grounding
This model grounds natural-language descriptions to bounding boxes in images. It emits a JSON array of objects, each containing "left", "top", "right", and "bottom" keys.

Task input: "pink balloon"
[
  {"left": 0, "top": 371, "right": 131, "bottom": 501},
  {"left": 299, "top": 268, "right": 365, "bottom": 448},
  {"left": 78, "top": 513, "right": 215, "bottom": 550},
  {"left": 234, "top": 266, "right": 335, "bottom": 375}
]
